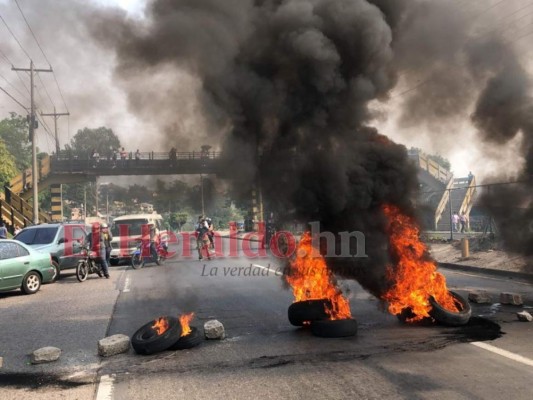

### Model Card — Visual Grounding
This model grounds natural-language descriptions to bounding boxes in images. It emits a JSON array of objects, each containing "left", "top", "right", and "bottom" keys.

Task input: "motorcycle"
[
  {"left": 76, "top": 245, "right": 105, "bottom": 282},
  {"left": 131, "top": 239, "right": 168, "bottom": 269}
]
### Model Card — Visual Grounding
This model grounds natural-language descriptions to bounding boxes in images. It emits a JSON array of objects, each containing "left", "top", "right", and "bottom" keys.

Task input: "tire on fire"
[
  {"left": 288, "top": 299, "right": 331, "bottom": 326},
  {"left": 131, "top": 316, "right": 182, "bottom": 355},
  {"left": 310, "top": 318, "right": 358, "bottom": 338},
  {"left": 168, "top": 327, "right": 203, "bottom": 350},
  {"left": 429, "top": 290, "right": 471, "bottom": 326}
]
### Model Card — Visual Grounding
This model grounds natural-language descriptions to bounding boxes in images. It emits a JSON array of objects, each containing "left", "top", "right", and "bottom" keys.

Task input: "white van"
[{"left": 109, "top": 214, "right": 165, "bottom": 265}]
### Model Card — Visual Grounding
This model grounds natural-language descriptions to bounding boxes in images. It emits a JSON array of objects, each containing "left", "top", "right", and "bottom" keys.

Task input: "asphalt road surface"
[{"left": 1, "top": 238, "right": 532, "bottom": 400}]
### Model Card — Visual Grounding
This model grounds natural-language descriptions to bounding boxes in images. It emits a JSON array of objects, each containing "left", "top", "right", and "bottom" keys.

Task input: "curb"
[{"left": 438, "top": 262, "right": 533, "bottom": 283}]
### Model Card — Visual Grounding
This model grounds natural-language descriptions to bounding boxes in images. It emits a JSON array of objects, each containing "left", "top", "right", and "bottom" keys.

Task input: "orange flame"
[
  {"left": 286, "top": 232, "right": 351, "bottom": 320},
  {"left": 179, "top": 312, "right": 195, "bottom": 337},
  {"left": 381, "top": 204, "right": 459, "bottom": 321},
  {"left": 152, "top": 317, "right": 170, "bottom": 335}
]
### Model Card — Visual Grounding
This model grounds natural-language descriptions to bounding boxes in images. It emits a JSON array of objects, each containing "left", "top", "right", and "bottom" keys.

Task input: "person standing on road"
[
  {"left": 0, "top": 221, "right": 8, "bottom": 239},
  {"left": 102, "top": 223, "right": 113, "bottom": 267},
  {"left": 87, "top": 223, "right": 110, "bottom": 278},
  {"left": 452, "top": 211, "right": 460, "bottom": 232},
  {"left": 460, "top": 213, "right": 468, "bottom": 233}
]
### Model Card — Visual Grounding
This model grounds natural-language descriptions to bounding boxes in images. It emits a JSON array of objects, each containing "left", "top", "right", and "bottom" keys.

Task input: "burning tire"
[
  {"left": 168, "top": 327, "right": 202, "bottom": 350},
  {"left": 288, "top": 299, "right": 331, "bottom": 326},
  {"left": 131, "top": 316, "right": 182, "bottom": 355},
  {"left": 310, "top": 318, "right": 358, "bottom": 338},
  {"left": 429, "top": 290, "right": 471, "bottom": 326}
]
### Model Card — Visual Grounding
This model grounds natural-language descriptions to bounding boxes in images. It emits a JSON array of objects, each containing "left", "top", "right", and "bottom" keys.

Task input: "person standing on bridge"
[
  {"left": 120, "top": 147, "right": 128, "bottom": 167},
  {"left": 460, "top": 212, "right": 468, "bottom": 233}
]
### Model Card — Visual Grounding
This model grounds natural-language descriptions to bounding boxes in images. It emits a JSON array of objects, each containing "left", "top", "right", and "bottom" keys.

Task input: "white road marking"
[
  {"left": 253, "top": 263, "right": 281, "bottom": 275},
  {"left": 96, "top": 374, "right": 115, "bottom": 400},
  {"left": 123, "top": 276, "right": 131, "bottom": 293},
  {"left": 471, "top": 342, "right": 533, "bottom": 367}
]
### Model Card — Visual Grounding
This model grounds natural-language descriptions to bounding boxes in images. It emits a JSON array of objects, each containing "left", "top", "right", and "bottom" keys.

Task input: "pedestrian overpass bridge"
[{"left": 1, "top": 151, "right": 227, "bottom": 228}]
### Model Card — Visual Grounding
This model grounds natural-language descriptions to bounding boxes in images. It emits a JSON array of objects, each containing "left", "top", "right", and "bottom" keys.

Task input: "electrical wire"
[
  {"left": 0, "top": 70, "right": 29, "bottom": 102},
  {"left": 0, "top": 12, "right": 31, "bottom": 61},
  {"left": 13, "top": 0, "right": 69, "bottom": 113},
  {"left": 0, "top": 86, "right": 28, "bottom": 111}
]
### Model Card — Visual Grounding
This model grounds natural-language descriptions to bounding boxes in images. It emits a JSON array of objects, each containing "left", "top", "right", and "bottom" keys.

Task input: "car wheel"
[
  {"left": 21, "top": 271, "right": 41, "bottom": 294},
  {"left": 76, "top": 261, "right": 89, "bottom": 282},
  {"left": 429, "top": 290, "right": 471, "bottom": 326},
  {"left": 168, "top": 327, "right": 203, "bottom": 350},
  {"left": 131, "top": 316, "right": 182, "bottom": 355},
  {"left": 310, "top": 318, "right": 358, "bottom": 338},
  {"left": 51, "top": 261, "right": 60, "bottom": 282},
  {"left": 288, "top": 299, "right": 331, "bottom": 326}
]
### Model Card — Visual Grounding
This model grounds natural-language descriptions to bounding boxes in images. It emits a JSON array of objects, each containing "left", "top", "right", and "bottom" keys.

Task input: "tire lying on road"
[
  {"left": 310, "top": 318, "right": 358, "bottom": 338},
  {"left": 168, "top": 327, "right": 203, "bottom": 350},
  {"left": 288, "top": 299, "right": 331, "bottom": 326},
  {"left": 429, "top": 290, "right": 471, "bottom": 326},
  {"left": 132, "top": 317, "right": 182, "bottom": 355}
]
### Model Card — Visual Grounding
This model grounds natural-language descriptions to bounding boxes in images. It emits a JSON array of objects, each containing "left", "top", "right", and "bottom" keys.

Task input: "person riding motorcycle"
[{"left": 87, "top": 222, "right": 110, "bottom": 278}]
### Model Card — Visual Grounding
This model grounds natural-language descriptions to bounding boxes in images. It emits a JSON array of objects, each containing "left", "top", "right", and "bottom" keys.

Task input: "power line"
[
  {"left": 13, "top": 0, "right": 69, "bottom": 113},
  {"left": 0, "top": 12, "right": 32, "bottom": 61},
  {"left": 36, "top": 72, "right": 55, "bottom": 109},
  {"left": 0, "top": 70, "right": 29, "bottom": 102},
  {"left": 13, "top": 0, "right": 50, "bottom": 65},
  {"left": 0, "top": 86, "right": 28, "bottom": 111}
]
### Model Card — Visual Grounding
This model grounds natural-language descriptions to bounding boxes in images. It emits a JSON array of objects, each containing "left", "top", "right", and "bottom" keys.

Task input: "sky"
[{"left": 0, "top": 0, "right": 531, "bottom": 180}]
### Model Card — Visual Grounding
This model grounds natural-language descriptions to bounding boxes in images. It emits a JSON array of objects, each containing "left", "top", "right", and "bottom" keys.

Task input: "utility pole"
[
  {"left": 12, "top": 61, "right": 53, "bottom": 224},
  {"left": 41, "top": 106, "right": 69, "bottom": 155}
]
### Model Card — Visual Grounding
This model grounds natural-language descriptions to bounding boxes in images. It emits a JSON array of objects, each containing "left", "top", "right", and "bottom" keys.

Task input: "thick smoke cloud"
[{"left": 91, "top": 0, "right": 532, "bottom": 287}]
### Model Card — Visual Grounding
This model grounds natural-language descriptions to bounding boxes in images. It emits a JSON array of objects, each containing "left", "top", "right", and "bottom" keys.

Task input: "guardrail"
[{"left": 434, "top": 175, "right": 455, "bottom": 229}]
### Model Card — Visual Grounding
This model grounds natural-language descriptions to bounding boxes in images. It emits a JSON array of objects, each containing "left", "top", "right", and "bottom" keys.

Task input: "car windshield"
[
  {"left": 15, "top": 227, "right": 58, "bottom": 245},
  {"left": 111, "top": 219, "right": 148, "bottom": 236}
]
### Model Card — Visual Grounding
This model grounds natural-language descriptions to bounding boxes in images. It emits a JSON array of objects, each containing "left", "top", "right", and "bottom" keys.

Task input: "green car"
[{"left": 0, "top": 239, "right": 56, "bottom": 294}]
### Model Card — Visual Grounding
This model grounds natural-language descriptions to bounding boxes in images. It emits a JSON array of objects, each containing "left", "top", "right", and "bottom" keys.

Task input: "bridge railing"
[{"left": 54, "top": 151, "right": 222, "bottom": 161}]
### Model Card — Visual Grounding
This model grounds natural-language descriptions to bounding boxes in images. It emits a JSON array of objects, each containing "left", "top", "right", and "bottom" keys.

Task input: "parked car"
[
  {"left": 0, "top": 239, "right": 56, "bottom": 294},
  {"left": 14, "top": 223, "right": 87, "bottom": 278}
]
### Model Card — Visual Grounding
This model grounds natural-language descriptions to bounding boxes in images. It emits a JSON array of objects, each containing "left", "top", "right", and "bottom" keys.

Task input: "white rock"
[
  {"left": 98, "top": 334, "right": 131, "bottom": 357},
  {"left": 204, "top": 319, "right": 225, "bottom": 340},
  {"left": 31, "top": 347, "right": 61, "bottom": 364},
  {"left": 468, "top": 291, "right": 492, "bottom": 304},
  {"left": 517, "top": 311, "right": 533, "bottom": 322},
  {"left": 500, "top": 292, "right": 523, "bottom": 306}
]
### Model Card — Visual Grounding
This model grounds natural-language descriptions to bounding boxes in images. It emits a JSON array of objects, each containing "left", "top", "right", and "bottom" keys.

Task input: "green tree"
[
  {"left": 0, "top": 113, "right": 31, "bottom": 171},
  {"left": 0, "top": 139, "right": 18, "bottom": 186},
  {"left": 66, "top": 127, "right": 121, "bottom": 159}
]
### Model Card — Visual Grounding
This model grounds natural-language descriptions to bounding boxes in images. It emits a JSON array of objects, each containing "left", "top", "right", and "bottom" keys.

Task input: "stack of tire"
[
  {"left": 131, "top": 316, "right": 203, "bottom": 355},
  {"left": 288, "top": 299, "right": 357, "bottom": 338}
]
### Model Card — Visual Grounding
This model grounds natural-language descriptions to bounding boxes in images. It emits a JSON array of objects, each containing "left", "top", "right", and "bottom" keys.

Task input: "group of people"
[
  {"left": 195, "top": 215, "right": 214, "bottom": 260},
  {"left": 91, "top": 148, "right": 143, "bottom": 168},
  {"left": 452, "top": 211, "right": 469, "bottom": 233}
]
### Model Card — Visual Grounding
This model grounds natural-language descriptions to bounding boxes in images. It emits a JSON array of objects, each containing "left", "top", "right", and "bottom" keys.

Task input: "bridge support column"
[{"left": 50, "top": 184, "right": 63, "bottom": 222}]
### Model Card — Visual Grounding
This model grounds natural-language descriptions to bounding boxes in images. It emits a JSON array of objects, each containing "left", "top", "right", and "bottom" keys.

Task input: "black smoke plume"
[
  {"left": 91, "top": 0, "right": 422, "bottom": 297},
  {"left": 91, "top": 0, "right": 532, "bottom": 287}
]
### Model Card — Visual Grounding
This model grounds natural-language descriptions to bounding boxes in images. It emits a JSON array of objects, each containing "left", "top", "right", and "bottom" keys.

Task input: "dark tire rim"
[{"left": 131, "top": 316, "right": 183, "bottom": 355}]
